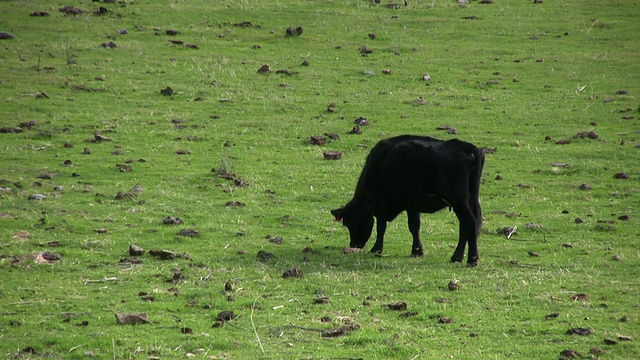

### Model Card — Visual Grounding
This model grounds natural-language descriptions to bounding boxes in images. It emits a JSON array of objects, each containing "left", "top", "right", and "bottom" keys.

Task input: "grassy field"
[{"left": 1, "top": 0, "right": 639, "bottom": 359}]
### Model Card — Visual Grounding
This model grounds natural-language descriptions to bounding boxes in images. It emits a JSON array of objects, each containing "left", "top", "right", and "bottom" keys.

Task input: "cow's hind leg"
[
  {"left": 370, "top": 219, "right": 386, "bottom": 254},
  {"left": 452, "top": 205, "right": 479, "bottom": 266},
  {"left": 407, "top": 211, "right": 424, "bottom": 257}
]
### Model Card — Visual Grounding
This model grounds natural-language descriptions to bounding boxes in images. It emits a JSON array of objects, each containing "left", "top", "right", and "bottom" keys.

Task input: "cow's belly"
[{"left": 418, "top": 194, "right": 449, "bottom": 213}]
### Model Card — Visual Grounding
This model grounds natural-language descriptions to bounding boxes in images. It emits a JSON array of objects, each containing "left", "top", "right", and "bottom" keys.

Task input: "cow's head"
[{"left": 331, "top": 206, "right": 373, "bottom": 249}]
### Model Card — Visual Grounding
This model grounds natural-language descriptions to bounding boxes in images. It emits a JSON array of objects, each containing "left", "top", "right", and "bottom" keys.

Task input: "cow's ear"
[{"left": 331, "top": 208, "right": 343, "bottom": 222}]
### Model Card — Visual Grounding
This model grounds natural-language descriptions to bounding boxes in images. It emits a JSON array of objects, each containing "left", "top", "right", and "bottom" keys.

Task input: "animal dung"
[
  {"left": 115, "top": 313, "right": 148, "bottom": 325},
  {"left": 386, "top": 301, "right": 408, "bottom": 311},
  {"left": 177, "top": 228, "right": 200, "bottom": 237},
  {"left": 282, "top": 267, "right": 303, "bottom": 279},
  {"left": 310, "top": 135, "right": 327, "bottom": 145},
  {"left": 285, "top": 26, "right": 304, "bottom": 37},
  {"left": 160, "top": 87, "right": 174, "bottom": 96},
  {"left": 129, "top": 244, "right": 145, "bottom": 256},
  {"left": 323, "top": 151, "right": 342, "bottom": 160}
]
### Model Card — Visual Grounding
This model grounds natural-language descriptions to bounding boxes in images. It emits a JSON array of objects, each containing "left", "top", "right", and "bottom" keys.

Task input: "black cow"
[{"left": 331, "top": 135, "right": 484, "bottom": 266}]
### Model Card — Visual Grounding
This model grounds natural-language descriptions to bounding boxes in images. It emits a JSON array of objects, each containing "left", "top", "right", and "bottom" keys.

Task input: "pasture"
[{"left": 0, "top": 0, "right": 638, "bottom": 358}]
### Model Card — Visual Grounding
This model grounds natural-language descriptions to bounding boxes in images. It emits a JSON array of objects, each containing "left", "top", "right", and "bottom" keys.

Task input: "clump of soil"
[
  {"left": 575, "top": 131, "right": 599, "bottom": 139},
  {"left": 285, "top": 26, "right": 304, "bottom": 37},
  {"left": 282, "top": 267, "right": 303, "bottom": 279},
  {"left": 148, "top": 250, "right": 190, "bottom": 260},
  {"left": 257, "top": 250, "right": 275, "bottom": 262},
  {"left": 115, "top": 313, "right": 148, "bottom": 325},
  {"left": 310, "top": 136, "right": 327, "bottom": 145},
  {"left": 566, "top": 327, "right": 592, "bottom": 336},
  {"left": 177, "top": 228, "right": 199, "bottom": 237},
  {"left": 386, "top": 301, "right": 407, "bottom": 311},
  {"left": 163, "top": 216, "right": 184, "bottom": 225}
]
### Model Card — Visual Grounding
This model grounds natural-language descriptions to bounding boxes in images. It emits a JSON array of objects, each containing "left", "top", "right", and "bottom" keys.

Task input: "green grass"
[{"left": 1, "top": 0, "right": 639, "bottom": 359}]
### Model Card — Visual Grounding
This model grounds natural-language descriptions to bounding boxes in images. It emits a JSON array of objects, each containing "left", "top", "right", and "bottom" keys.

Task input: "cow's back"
[{"left": 357, "top": 135, "right": 479, "bottom": 217}]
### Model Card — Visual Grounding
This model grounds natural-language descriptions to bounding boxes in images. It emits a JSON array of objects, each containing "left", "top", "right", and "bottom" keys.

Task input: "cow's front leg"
[
  {"left": 407, "top": 211, "right": 424, "bottom": 257},
  {"left": 370, "top": 218, "right": 386, "bottom": 254}
]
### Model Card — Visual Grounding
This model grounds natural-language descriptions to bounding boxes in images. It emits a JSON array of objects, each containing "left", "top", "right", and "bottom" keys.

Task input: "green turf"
[{"left": 1, "top": 0, "right": 638, "bottom": 359}]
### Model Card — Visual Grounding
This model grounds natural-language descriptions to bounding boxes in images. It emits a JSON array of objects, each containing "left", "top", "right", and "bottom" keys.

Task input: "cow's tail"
[{"left": 465, "top": 144, "right": 485, "bottom": 235}]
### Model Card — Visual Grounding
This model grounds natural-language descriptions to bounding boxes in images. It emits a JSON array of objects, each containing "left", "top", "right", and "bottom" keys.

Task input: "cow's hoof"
[
  {"left": 410, "top": 249, "right": 424, "bottom": 257},
  {"left": 370, "top": 248, "right": 383, "bottom": 256},
  {"left": 466, "top": 261, "right": 478, "bottom": 268},
  {"left": 450, "top": 256, "right": 464, "bottom": 263}
]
